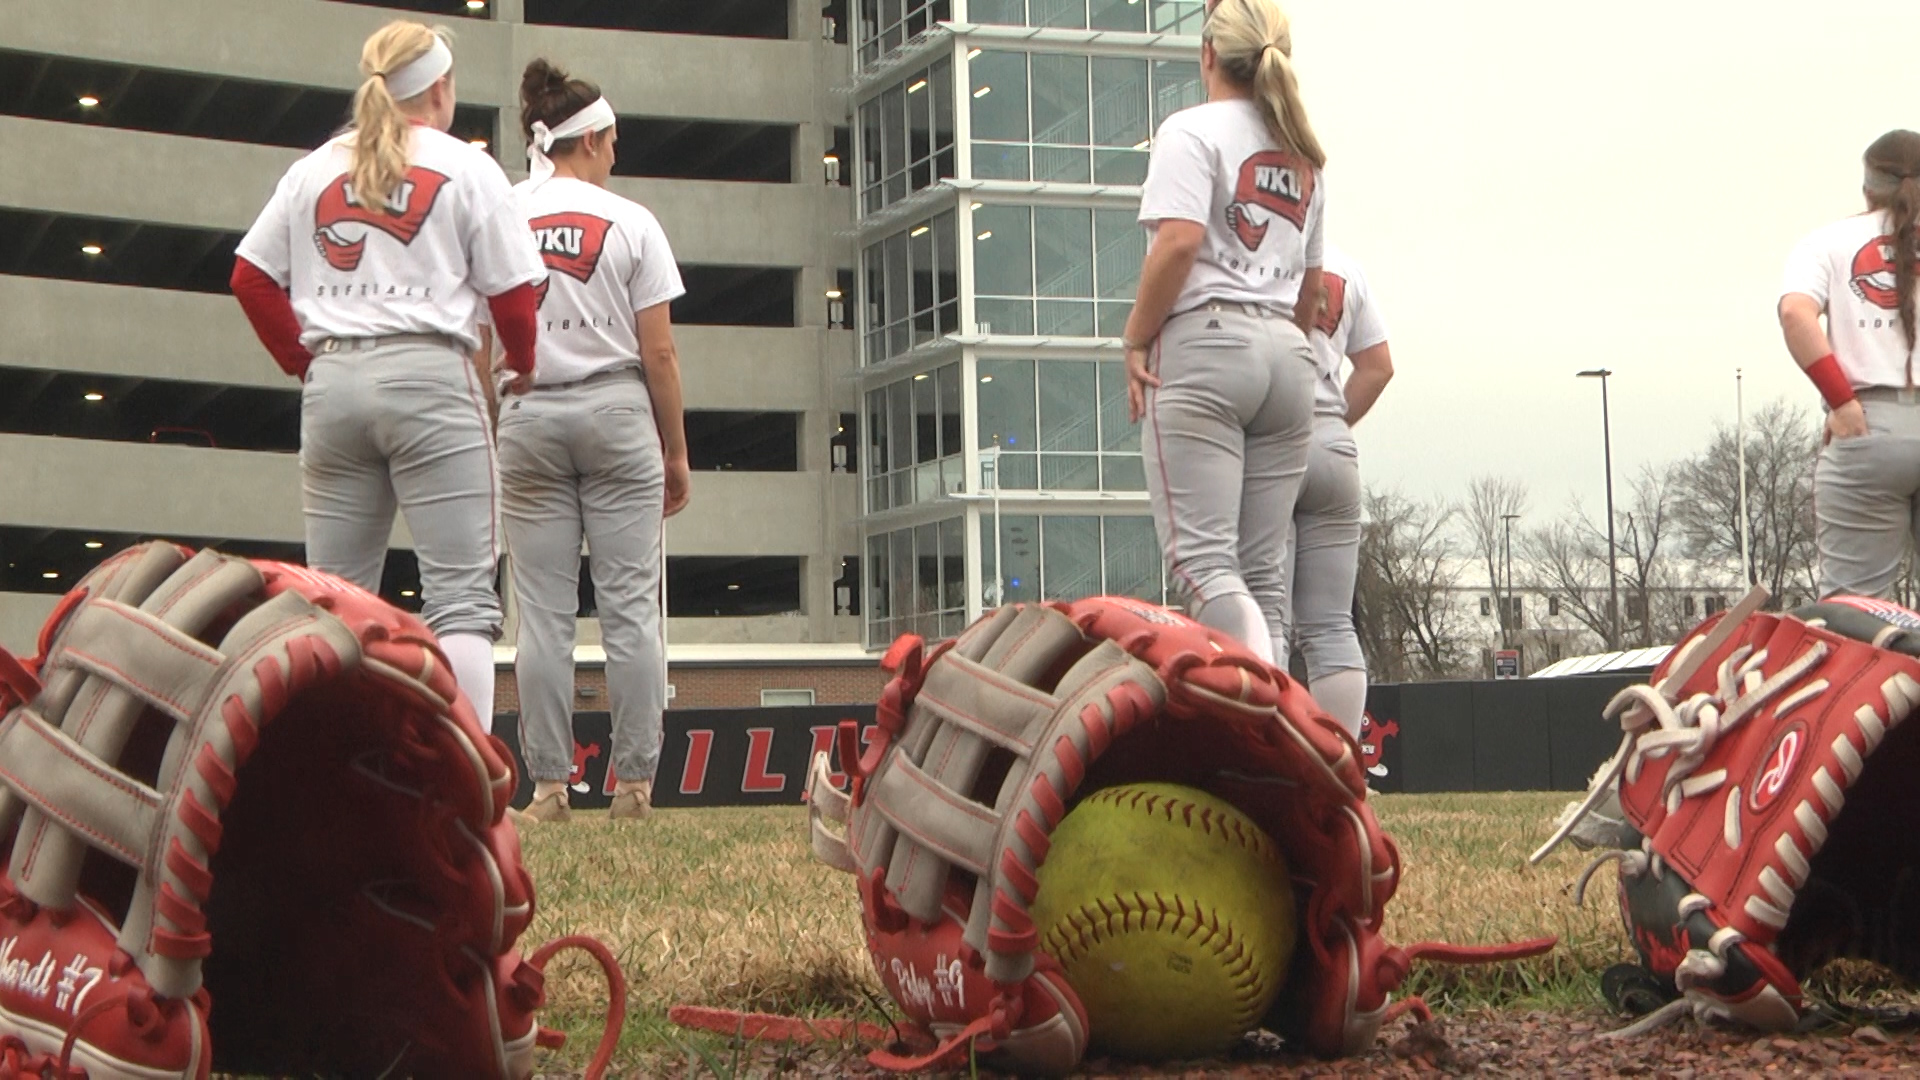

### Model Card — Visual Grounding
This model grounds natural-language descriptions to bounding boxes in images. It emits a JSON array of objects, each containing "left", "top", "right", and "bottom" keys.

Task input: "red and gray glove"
[
  {"left": 1538, "top": 589, "right": 1920, "bottom": 1033},
  {"left": 0, "top": 542, "right": 622, "bottom": 1078}
]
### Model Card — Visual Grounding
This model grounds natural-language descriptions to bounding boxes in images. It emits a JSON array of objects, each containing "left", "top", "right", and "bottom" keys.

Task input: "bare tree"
[
  {"left": 1616, "top": 464, "right": 1698, "bottom": 646},
  {"left": 1357, "top": 490, "right": 1473, "bottom": 681},
  {"left": 1672, "top": 399, "right": 1818, "bottom": 607},
  {"left": 1523, "top": 516, "right": 1616, "bottom": 646},
  {"left": 1459, "top": 475, "right": 1529, "bottom": 646}
]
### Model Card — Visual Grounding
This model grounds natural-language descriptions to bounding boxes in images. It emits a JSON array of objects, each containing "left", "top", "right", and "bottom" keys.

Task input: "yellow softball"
[{"left": 1030, "top": 782, "right": 1297, "bottom": 1061}]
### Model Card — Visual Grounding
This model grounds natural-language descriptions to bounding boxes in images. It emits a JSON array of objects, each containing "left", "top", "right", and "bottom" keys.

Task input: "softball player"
[
  {"left": 232, "top": 21, "right": 546, "bottom": 732},
  {"left": 1125, "top": 0, "right": 1325, "bottom": 665},
  {"left": 505, "top": 60, "right": 689, "bottom": 823},
  {"left": 1276, "top": 245, "right": 1392, "bottom": 739},
  {"left": 1782, "top": 130, "right": 1920, "bottom": 600}
]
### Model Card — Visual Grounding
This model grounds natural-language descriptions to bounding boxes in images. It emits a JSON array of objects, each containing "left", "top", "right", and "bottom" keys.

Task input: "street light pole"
[
  {"left": 1501, "top": 512, "right": 1520, "bottom": 651},
  {"left": 1577, "top": 369, "right": 1620, "bottom": 650}
]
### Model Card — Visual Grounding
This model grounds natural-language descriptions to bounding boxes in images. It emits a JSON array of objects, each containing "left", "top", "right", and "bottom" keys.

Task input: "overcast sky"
[{"left": 1282, "top": 0, "right": 1920, "bottom": 523}]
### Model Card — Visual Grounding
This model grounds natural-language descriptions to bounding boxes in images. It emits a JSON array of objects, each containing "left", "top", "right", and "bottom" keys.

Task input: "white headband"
[
  {"left": 527, "top": 97, "right": 617, "bottom": 186},
  {"left": 380, "top": 36, "right": 453, "bottom": 102}
]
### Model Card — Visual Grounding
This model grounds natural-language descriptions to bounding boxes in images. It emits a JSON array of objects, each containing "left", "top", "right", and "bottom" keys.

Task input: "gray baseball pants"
[
  {"left": 300, "top": 337, "right": 502, "bottom": 639},
  {"left": 1278, "top": 416, "right": 1367, "bottom": 677},
  {"left": 1143, "top": 304, "right": 1316, "bottom": 664},
  {"left": 498, "top": 368, "right": 667, "bottom": 785},
  {"left": 1815, "top": 391, "right": 1920, "bottom": 600}
]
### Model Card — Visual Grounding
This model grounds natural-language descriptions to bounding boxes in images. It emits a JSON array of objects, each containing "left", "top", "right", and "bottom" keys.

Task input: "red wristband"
[{"left": 1804, "top": 354, "right": 1856, "bottom": 410}]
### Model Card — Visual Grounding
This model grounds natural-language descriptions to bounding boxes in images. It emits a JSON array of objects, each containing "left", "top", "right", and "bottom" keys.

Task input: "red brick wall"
[{"left": 495, "top": 663, "right": 886, "bottom": 714}]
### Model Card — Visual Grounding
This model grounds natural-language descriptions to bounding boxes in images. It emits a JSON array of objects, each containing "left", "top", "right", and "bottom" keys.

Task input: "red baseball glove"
[
  {"left": 780, "top": 598, "right": 1552, "bottom": 1073},
  {"left": 1538, "top": 589, "right": 1920, "bottom": 1033},
  {"left": 0, "top": 542, "right": 623, "bottom": 1078}
]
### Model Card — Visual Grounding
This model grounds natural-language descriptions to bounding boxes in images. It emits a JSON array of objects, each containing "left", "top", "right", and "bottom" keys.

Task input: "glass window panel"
[
  {"left": 888, "top": 379, "right": 913, "bottom": 486},
  {"left": 1102, "top": 516, "right": 1162, "bottom": 600},
  {"left": 885, "top": 232, "right": 910, "bottom": 328},
  {"left": 1089, "top": 0, "right": 1146, "bottom": 30},
  {"left": 1096, "top": 301, "right": 1132, "bottom": 338},
  {"left": 859, "top": 99, "right": 883, "bottom": 188},
  {"left": 933, "top": 212, "right": 958, "bottom": 308},
  {"left": 1041, "top": 454, "right": 1100, "bottom": 490},
  {"left": 866, "top": 387, "right": 890, "bottom": 474},
  {"left": 1038, "top": 359, "right": 1097, "bottom": 451},
  {"left": 975, "top": 297, "right": 1034, "bottom": 336},
  {"left": 1033, "top": 207, "right": 1093, "bottom": 298},
  {"left": 1152, "top": 61, "right": 1204, "bottom": 126},
  {"left": 996, "top": 452, "right": 1038, "bottom": 489},
  {"left": 939, "top": 516, "right": 965, "bottom": 612},
  {"left": 1150, "top": 0, "right": 1205, "bottom": 34},
  {"left": 1035, "top": 299, "right": 1096, "bottom": 336},
  {"left": 1094, "top": 208, "right": 1144, "bottom": 299},
  {"left": 881, "top": 85, "right": 906, "bottom": 181},
  {"left": 1097, "top": 360, "right": 1138, "bottom": 452},
  {"left": 1030, "top": 0, "right": 1085, "bottom": 29},
  {"left": 970, "top": 0, "right": 1025, "bottom": 24},
  {"left": 915, "top": 523, "right": 940, "bottom": 621},
  {"left": 937, "top": 298, "right": 960, "bottom": 337},
  {"left": 910, "top": 220, "right": 935, "bottom": 315},
  {"left": 972, "top": 205, "right": 1033, "bottom": 298},
  {"left": 1032, "top": 146, "right": 1091, "bottom": 184},
  {"left": 908, "top": 69, "right": 934, "bottom": 167},
  {"left": 867, "top": 533, "right": 890, "bottom": 621},
  {"left": 863, "top": 244, "right": 886, "bottom": 333},
  {"left": 970, "top": 52, "right": 1029, "bottom": 143},
  {"left": 933, "top": 60, "right": 955, "bottom": 179},
  {"left": 1101, "top": 455, "right": 1147, "bottom": 491},
  {"left": 936, "top": 363, "right": 962, "bottom": 458},
  {"left": 913, "top": 372, "right": 939, "bottom": 464},
  {"left": 971, "top": 143, "right": 1029, "bottom": 181},
  {"left": 1030, "top": 54, "right": 1090, "bottom": 147},
  {"left": 890, "top": 529, "right": 914, "bottom": 624},
  {"left": 1093, "top": 148, "right": 1149, "bottom": 185},
  {"left": 1090, "top": 58, "right": 1149, "bottom": 147},
  {"left": 1000, "top": 515, "right": 1041, "bottom": 602},
  {"left": 977, "top": 358, "right": 1037, "bottom": 453},
  {"left": 1041, "top": 516, "right": 1100, "bottom": 600}
]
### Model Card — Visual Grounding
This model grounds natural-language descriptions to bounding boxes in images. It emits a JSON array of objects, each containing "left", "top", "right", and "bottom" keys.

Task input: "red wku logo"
[
  {"left": 1749, "top": 724, "right": 1805, "bottom": 813},
  {"left": 1225, "top": 150, "right": 1315, "bottom": 250},
  {"left": 1850, "top": 235, "right": 1902, "bottom": 310},
  {"left": 1358, "top": 712, "right": 1398, "bottom": 778},
  {"left": 529, "top": 212, "right": 613, "bottom": 307},
  {"left": 1315, "top": 271, "right": 1348, "bottom": 336},
  {"left": 311, "top": 167, "right": 451, "bottom": 271},
  {"left": 570, "top": 740, "right": 601, "bottom": 790}
]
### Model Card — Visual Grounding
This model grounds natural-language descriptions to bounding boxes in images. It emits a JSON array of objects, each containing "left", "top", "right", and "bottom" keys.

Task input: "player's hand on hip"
[
  {"left": 498, "top": 370, "right": 534, "bottom": 398},
  {"left": 1826, "top": 399, "right": 1869, "bottom": 443},
  {"left": 1125, "top": 343, "right": 1160, "bottom": 423},
  {"left": 663, "top": 454, "right": 692, "bottom": 518}
]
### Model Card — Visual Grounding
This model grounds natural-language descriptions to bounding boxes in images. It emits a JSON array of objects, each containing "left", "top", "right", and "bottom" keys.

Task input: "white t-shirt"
[
  {"left": 1310, "top": 246, "right": 1390, "bottom": 417},
  {"left": 236, "top": 126, "right": 545, "bottom": 353},
  {"left": 512, "top": 177, "right": 686, "bottom": 386},
  {"left": 1781, "top": 211, "right": 1917, "bottom": 389},
  {"left": 1138, "top": 98, "right": 1326, "bottom": 318}
]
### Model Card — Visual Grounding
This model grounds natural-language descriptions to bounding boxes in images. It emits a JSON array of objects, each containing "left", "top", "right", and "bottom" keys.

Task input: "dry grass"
[{"left": 520, "top": 791, "right": 1641, "bottom": 1070}]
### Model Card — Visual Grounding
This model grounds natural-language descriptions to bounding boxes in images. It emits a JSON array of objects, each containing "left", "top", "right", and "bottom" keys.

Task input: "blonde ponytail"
[
  {"left": 349, "top": 21, "right": 446, "bottom": 213},
  {"left": 1206, "top": 0, "right": 1325, "bottom": 168}
]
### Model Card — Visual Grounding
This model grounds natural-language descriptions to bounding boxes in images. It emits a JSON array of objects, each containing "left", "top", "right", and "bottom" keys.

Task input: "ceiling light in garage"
[
  {"left": 84, "top": 541, "right": 103, "bottom": 549},
  {"left": 907, "top": 80, "right": 927, "bottom": 94},
  {"left": 910, "top": 225, "right": 929, "bottom": 237},
  {"left": 466, "top": 0, "right": 485, "bottom": 9},
  {"left": 41, "top": 571, "right": 59, "bottom": 580},
  {"left": 973, "top": 86, "right": 991, "bottom": 99},
  {"left": 83, "top": 392, "right": 104, "bottom": 402},
  {"left": 825, "top": 288, "right": 842, "bottom": 299},
  {"left": 80, "top": 244, "right": 102, "bottom": 256},
  {"left": 726, "top": 584, "right": 741, "bottom": 591},
  {"left": 470, "top": 139, "right": 488, "bottom": 149},
  {"left": 77, "top": 95, "right": 99, "bottom": 108},
  {"left": 400, "top": 590, "right": 416, "bottom": 597}
]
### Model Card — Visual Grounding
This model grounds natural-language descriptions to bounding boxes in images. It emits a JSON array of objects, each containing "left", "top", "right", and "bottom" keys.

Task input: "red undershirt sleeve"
[
  {"left": 229, "top": 257, "right": 312, "bottom": 379},
  {"left": 487, "top": 283, "right": 539, "bottom": 378}
]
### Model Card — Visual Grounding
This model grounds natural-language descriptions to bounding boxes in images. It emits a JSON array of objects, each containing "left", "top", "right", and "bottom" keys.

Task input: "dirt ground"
[{"left": 629, "top": 1010, "right": 1920, "bottom": 1078}]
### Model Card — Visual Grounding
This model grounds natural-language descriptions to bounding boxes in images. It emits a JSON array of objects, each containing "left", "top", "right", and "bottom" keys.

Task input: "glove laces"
[{"left": 1533, "top": 636, "right": 1827, "bottom": 866}]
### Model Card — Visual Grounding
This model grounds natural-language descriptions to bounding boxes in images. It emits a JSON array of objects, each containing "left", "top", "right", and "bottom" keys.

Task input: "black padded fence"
[{"left": 494, "top": 674, "right": 1641, "bottom": 809}]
